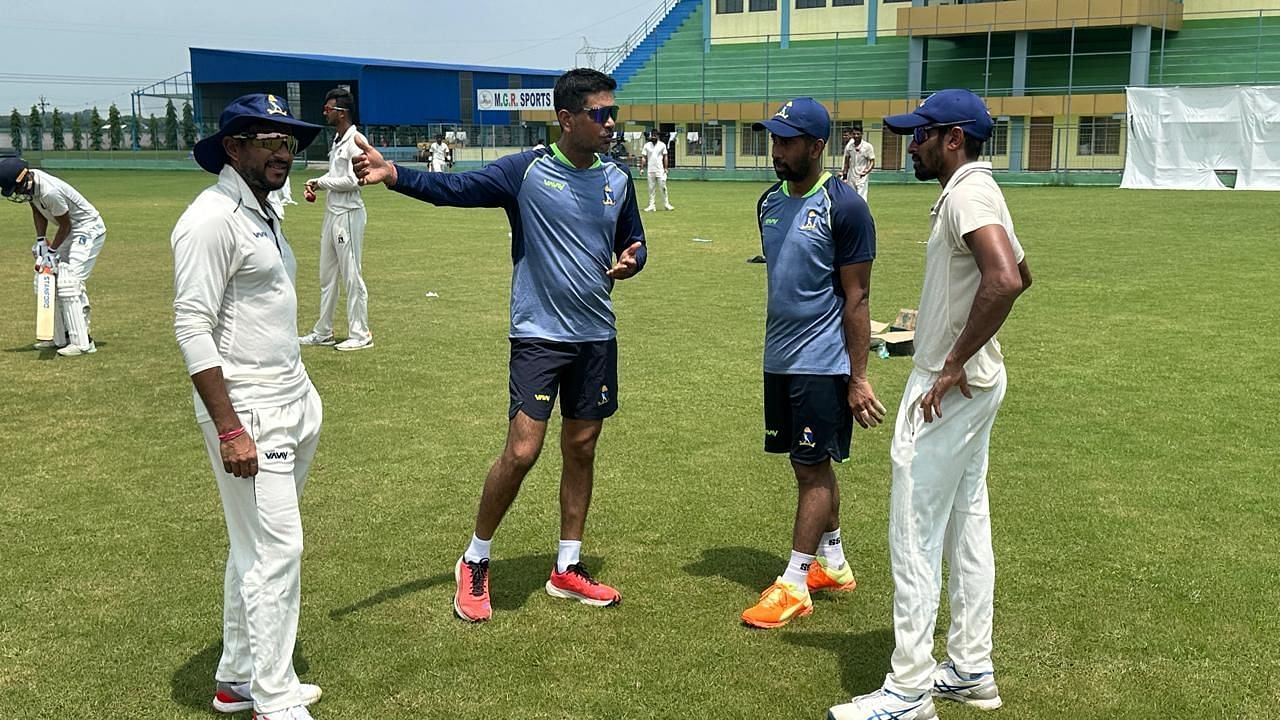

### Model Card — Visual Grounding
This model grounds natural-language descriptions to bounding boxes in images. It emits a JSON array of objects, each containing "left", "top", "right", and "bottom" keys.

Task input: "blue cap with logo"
[
  {"left": 0, "top": 157, "right": 30, "bottom": 197},
  {"left": 883, "top": 89, "right": 994, "bottom": 141},
  {"left": 753, "top": 97, "right": 831, "bottom": 141},
  {"left": 193, "top": 93, "right": 323, "bottom": 174}
]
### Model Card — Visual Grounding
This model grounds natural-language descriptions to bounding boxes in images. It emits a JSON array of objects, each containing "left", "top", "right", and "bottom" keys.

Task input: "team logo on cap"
[
  {"left": 775, "top": 101, "right": 793, "bottom": 120},
  {"left": 266, "top": 94, "right": 288, "bottom": 116}
]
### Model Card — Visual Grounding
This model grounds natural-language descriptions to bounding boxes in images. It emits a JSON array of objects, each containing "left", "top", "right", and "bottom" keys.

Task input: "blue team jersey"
[
  {"left": 758, "top": 171, "right": 876, "bottom": 375},
  {"left": 392, "top": 144, "right": 647, "bottom": 342}
]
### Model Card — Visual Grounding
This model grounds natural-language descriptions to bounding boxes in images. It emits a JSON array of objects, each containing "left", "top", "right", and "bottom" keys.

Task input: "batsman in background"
[
  {"left": 173, "top": 93, "right": 325, "bottom": 720},
  {"left": 353, "top": 68, "right": 647, "bottom": 623},
  {"left": 0, "top": 158, "right": 106, "bottom": 356},
  {"left": 742, "top": 98, "right": 883, "bottom": 630},
  {"left": 828, "top": 89, "right": 1033, "bottom": 720},
  {"left": 298, "top": 87, "right": 373, "bottom": 352}
]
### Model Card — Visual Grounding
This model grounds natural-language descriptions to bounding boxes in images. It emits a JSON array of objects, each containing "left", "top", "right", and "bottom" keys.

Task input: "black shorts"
[
  {"left": 763, "top": 373, "right": 852, "bottom": 465},
  {"left": 509, "top": 338, "right": 619, "bottom": 421}
]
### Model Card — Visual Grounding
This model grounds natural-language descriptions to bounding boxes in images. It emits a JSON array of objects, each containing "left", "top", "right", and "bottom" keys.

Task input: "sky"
[{"left": 2, "top": 0, "right": 661, "bottom": 116}]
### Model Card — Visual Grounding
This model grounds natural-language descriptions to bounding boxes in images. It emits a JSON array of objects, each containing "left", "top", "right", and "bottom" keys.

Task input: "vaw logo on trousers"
[{"left": 264, "top": 450, "right": 290, "bottom": 461}]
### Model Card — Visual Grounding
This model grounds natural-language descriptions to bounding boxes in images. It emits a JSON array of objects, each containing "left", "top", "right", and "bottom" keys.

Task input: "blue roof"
[{"left": 190, "top": 48, "right": 562, "bottom": 77}]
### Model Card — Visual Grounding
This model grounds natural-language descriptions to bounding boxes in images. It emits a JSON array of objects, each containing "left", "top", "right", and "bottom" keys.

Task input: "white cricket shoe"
[
  {"left": 298, "top": 332, "right": 337, "bottom": 346},
  {"left": 33, "top": 340, "right": 62, "bottom": 350},
  {"left": 664, "top": 204, "right": 675, "bottom": 211},
  {"left": 212, "top": 681, "right": 322, "bottom": 714},
  {"left": 643, "top": 205, "right": 656, "bottom": 212},
  {"left": 931, "top": 659, "right": 1003, "bottom": 709},
  {"left": 827, "top": 688, "right": 937, "bottom": 720},
  {"left": 56, "top": 341, "right": 96, "bottom": 357},
  {"left": 334, "top": 337, "right": 374, "bottom": 352},
  {"left": 252, "top": 705, "right": 316, "bottom": 720}
]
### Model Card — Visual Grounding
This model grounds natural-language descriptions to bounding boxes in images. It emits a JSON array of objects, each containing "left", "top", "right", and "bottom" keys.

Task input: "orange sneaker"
[
  {"left": 545, "top": 562, "right": 621, "bottom": 607},
  {"left": 806, "top": 557, "right": 857, "bottom": 592},
  {"left": 454, "top": 556, "right": 492, "bottom": 622},
  {"left": 741, "top": 578, "right": 812, "bottom": 629}
]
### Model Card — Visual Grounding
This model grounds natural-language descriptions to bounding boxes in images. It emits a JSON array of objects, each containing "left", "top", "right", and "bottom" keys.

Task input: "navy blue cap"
[
  {"left": 753, "top": 98, "right": 831, "bottom": 141},
  {"left": 0, "top": 157, "right": 29, "bottom": 196},
  {"left": 193, "top": 93, "right": 323, "bottom": 174},
  {"left": 883, "top": 89, "right": 994, "bottom": 141}
]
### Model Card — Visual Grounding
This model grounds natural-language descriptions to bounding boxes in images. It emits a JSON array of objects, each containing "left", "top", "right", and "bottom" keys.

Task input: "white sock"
[
  {"left": 463, "top": 534, "right": 491, "bottom": 563},
  {"left": 781, "top": 550, "right": 815, "bottom": 589},
  {"left": 556, "top": 540, "right": 582, "bottom": 573},
  {"left": 819, "top": 529, "right": 847, "bottom": 570}
]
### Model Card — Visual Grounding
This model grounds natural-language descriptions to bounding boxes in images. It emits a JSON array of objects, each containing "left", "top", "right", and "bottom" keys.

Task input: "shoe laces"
[
  {"left": 759, "top": 582, "right": 797, "bottom": 608},
  {"left": 564, "top": 562, "right": 599, "bottom": 585},
  {"left": 466, "top": 558, "right": 489, "bottom": 597}
]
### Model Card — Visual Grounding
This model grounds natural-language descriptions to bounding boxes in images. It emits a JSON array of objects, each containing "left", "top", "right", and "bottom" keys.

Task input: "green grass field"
[{"left": 0, "top": 171, "right": 1276, "bottom": 719}]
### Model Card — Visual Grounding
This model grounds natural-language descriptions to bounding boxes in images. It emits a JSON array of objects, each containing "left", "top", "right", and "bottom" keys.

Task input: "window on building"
[
  {"left": 795, "top": 0, "right": 826, "bottom": 8},
  {"left": 717, "top": 0, "right": 744, "bottom": 12},
  {"left": 742, "top": 124, "right": 769, "bottom": 155},
  {"left": 880, "top": 130, "right": 902, "bottom": 171},
  {"left": 832, "top": 0, "right": 864, "bottom": 5},
  {"left": 685, "top": 123, "right": 723, "bottom": 157},
  {"left": 1078, "top": 116, "right": 1121, "bottom": 155},
  {"left": 986, "top": 120, "right": 1009, "bottom": 156},
  {"left": 459, "top": 72, "right": 474, "bottom": 125},
  {"left": 749, "top": 0, "right": 777, "bottom": 9}
]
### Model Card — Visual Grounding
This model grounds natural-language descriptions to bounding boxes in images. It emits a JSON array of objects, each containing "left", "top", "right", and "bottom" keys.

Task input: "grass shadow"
[
  {"left": 171, "top": 642, "right": 312, "bottom": 712},
  {"left": 782, "top": 629, "right": 896, "bottom": 697},
  {"left": 329, "top": 552, "right": 572, "bottom": 619},
  {"left": 682, "top": 546, "right": 785, "bottom": 592}
]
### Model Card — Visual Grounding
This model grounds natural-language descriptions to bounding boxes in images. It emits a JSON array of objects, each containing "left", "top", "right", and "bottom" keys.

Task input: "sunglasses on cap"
[
  {"left": 912, "top": 119, "right": 975, "bottom": 145},
  {"left": 232, "top": 132, "right": 299, "bottom": 153},
  {"left": 581, "top": 105, "right": 620, "bottom": 124}
]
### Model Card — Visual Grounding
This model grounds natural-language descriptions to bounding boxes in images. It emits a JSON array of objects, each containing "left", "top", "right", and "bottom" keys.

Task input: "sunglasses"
[
  {"left": 232, "top": 132, "right": 299, "bottom": 153},
  {"left": 912, "top": 120, "right": 975, "bottom": 145},
  {"left": 322, "top": 105, "right": 348, "bottom": 113},
  {"left": 581, "top": 105, "right": 620, "bottom": 124}
]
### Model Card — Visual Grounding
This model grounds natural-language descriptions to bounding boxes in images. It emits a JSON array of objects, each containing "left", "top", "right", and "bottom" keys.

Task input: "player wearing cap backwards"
[
  {"left": 172, "top": 93, "right": 326, "bottom": 720},
  {"left": 352, "top": 68, "right": 646, "bottom": 624},
  {"left": 0, "top": 158, "right": 106, "bottom": 356},
  {"left": 827, "top": 89, "right": 1032, "bottom": 720},
  {"left": 740, "top": 97, "right": 883, "bottom": 630}
]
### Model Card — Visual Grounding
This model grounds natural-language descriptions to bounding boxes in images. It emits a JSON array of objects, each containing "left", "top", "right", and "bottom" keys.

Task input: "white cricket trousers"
[
  {"left": 199, "top": 386, "right": 323, "bottom": 714},
  {"left": 44, "top": 231, "right": 105, "bottom": 347},
  {"left": 311, "top": 208, "right": 370, "bottom": 343},
  {"left": 646, "top": 172, "right": 670, "bottom": 208},
  {"left": 884, "top": 366, "right": 1007, "bottom": 697}
]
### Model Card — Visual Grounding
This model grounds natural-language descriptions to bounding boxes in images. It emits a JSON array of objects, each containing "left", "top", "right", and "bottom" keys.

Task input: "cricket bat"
[{"left": 35, "top": 265, "right": 55, "bottom": 341}]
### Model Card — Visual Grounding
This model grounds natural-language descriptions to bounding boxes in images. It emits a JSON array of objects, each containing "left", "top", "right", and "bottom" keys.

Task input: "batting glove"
[{"left": 31, "top": 237, "right": 47, "bottom": 261}]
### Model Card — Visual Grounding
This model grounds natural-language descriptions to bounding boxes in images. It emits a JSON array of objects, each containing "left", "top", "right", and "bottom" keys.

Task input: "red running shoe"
[{"left": 545, "top": 562, "right": 621, "bottom": 607}]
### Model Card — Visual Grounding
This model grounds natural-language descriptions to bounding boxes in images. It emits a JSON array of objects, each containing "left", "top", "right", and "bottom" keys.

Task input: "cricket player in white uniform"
[
  {"left": 641, "top": 131, "right": 674, "bottom": 211},
  {"left": 268, "top": 175, "right": 298, "bottom": 219},
  {"left": 428, "top": 134, "right": 451, "bottom": 173},
  {"left": 828, "top": 89, "right": 1032, "bottom": 720},
  {"left": 173, "top": 93, "right": 326, "bottom": 720},
  {"left": 300, "top": 87, "right": 373, "bottom": 352},
  {"left": 842, "top": 124, "right": 876, "bottom": 202},
  {"left": 0, "top": 158, "right": 106, "bottom": 356}
]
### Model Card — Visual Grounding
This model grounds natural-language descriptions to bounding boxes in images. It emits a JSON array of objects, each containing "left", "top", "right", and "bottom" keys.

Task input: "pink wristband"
[{"left": 218, "top": 426, "right": 246, "bottom": 443}]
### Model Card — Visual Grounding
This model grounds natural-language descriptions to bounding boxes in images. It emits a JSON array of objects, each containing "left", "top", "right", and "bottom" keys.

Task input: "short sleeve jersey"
[
  {"left": 758, "top": 171, "right": 876, "bottom": 375},
  {"left": 914, "top": 161, "right": 1026, "bottom": 389},
  {"left": 32, "top": 170, "right": 105, "bottom": 236}
]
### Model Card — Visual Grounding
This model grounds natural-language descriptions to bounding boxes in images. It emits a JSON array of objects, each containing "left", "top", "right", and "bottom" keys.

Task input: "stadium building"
[
  {"left": 606, "top": 0, "right": 1280, "bottom": 180},
  {"left": 189, "top": 48, "right": 562, "bottom": 165}
]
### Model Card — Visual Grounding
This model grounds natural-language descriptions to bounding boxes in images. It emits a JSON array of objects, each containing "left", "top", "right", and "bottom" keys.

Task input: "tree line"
[{"left": 6, "top": 100, "right": 197, "bottom": 152}]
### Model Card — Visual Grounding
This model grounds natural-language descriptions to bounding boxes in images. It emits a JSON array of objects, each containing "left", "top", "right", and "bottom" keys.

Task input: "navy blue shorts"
[
  {"left": 508, "top": 338, "right": 619, "bottom": 421},
  {"left": 763, "top": 373, "right": 852, "bottom": 465}
]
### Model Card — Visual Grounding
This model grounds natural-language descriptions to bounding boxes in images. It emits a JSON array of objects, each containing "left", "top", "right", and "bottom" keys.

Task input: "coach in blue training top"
[
  {"left": 352, "top": 68, "right": 646, "bottom": 623},
  {"left": 741, "top": 97, "right": 887, "bottom": 630}
]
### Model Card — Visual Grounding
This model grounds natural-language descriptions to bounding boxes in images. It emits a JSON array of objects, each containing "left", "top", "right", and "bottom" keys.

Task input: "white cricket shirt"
[
  {"left": 172, "top": 165, "right": 310, "bottom": 421},
  {"left": 313, "top": 124, "right": 366, "bottom": 212},
  {"left": 31, "top": 170, "right": 106, "bottom": 237},
  {"left": 429, "top": 141, "right": 449, "bottom": 164},
  {"left": 642, "top": 140, "right": 667, "bottom": 176},
  {"left": 844, "top": 139, "right": 875, "bottom": 179},
  {"left": 913, "top": 161, "right": 1025, "bottom": 389}
]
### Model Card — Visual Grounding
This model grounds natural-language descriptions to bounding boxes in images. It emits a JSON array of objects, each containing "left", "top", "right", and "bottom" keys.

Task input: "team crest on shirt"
[
  {"left": 799, "top": 208, "right": 820, "bottom": 231},
  {"left": 265, "top": 94, "right": 288, "bottom": 116},
  {"left": 799, "top": 426, "right": 816, "bottom": 448},
  {"left": 602, "top": 183, "right": 616, "bottom": 206},
  {"left": 598, "top": 384, "right": 610, "bottom": 406}
]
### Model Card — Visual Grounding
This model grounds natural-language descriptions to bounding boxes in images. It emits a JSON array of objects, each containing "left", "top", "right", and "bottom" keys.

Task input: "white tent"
[{"left": 1121, "top": 85, "right": 1280, "bottom": 191}]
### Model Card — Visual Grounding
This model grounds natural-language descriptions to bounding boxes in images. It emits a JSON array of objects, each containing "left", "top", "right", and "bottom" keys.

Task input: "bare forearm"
[
  {"left": 946, "top": 279, "right": 1022, "bottom": 367},
  {"left": 843, "top": 293, "right": 871, "bottom": 380},
  {"left": 32, "top": 208, "right": 47, "bottom": 237},
  {"left": 49, "top": 222, "right": 71, "bottom": 250},
  {"left": 190, "top": 367, "right": 242, "bottom": 434}
]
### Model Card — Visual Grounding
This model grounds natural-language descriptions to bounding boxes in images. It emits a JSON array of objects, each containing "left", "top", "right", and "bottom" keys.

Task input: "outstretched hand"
[
  {"left": 352, "top": 135, "right": 398, "bottom": 187},
  {"left": 607, "top": 242, "right": 643, "bottom": 279}
]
